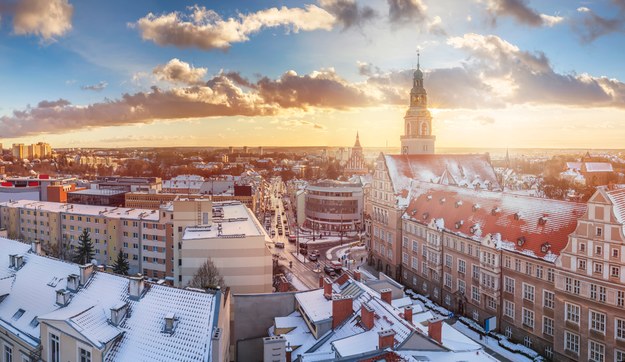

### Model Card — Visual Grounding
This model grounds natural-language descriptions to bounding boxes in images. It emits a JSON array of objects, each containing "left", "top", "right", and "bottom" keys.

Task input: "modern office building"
[{"left": 304, "top": 180, "right": 364, "bottom": 232}]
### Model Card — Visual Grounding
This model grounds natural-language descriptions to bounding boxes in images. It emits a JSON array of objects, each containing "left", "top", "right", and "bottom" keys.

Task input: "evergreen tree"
[
  {"left": 74, "top": 230, "right": 95, "bottom": 265},
  {"left": 112, "top": 250, "right": 130, "bottom": 275}
]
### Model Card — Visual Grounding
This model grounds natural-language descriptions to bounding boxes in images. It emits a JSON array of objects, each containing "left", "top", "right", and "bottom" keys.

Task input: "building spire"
[
  {"left": 354, "top": 131, "right": 361, "bottom": 148},
  {"left": 417, "top": 49, "right": 420, "bottom": 71}
]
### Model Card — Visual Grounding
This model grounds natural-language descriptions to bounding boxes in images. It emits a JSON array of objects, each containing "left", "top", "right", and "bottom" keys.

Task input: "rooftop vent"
[
  {"left": 541, "top": 243, "right": 551, "bottom": 253},
  {"left": 538, "top": 216, "right": 548, "bottom": 226},
  {"left": 67, "top": 274, "right": 80, "bottom": 292},
  {"left": 56, "top": 289, "right": 71, "bottom": 306},
  {"left": 472, "top": 204, "right": 480, "bottom": 212},
  {"left": 455, "top": 200, "right": 463, "bottom": 208},
  {"left": 110, "top": 302, "right": 129, "bottom": 327},
  {"left": 517, "top": 236, "right": 526, "bottom": 247},
  {"left": 455, "top": 220, "right": 464, "bottom": 229}
]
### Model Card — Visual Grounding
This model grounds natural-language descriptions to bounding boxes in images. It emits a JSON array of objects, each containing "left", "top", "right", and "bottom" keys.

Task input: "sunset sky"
[{"left": 1, "top": 0, "right": 625, "bottom": 149}]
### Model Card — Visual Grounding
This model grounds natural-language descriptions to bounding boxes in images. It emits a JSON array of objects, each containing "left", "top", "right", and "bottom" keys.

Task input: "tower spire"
[{"left": 417, "top": 49, "right": 420, "bottom": 70}]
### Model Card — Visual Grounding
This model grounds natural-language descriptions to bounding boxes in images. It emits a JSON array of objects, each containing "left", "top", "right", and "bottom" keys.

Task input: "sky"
[{"left": 1, "top": 0, "right": 625, "bottom": 149}]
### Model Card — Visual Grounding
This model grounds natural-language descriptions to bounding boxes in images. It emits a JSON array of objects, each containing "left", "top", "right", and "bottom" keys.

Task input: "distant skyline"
[{"left": 1, "top": 0, "right": 625, "bottom": 149}]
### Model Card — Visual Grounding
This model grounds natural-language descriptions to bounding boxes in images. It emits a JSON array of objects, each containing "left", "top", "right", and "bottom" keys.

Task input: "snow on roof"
[
  {"left": 182, "top": 202, "right": 264, "bottom": 239},
  {"left": 0, "top": 200, "right": 160, "bottom": 221},
  {"left": 0, "top": 238, "right": 220, "bottom": 361},
  {"left": 566, "top": 162, "right": 582, "bottom": 170},
  {"left": 403, "top": 181, "right": 587, "bottom": 261},
  {"left": 383, "top": 154, "right": 501, "bottom": 207},
  {"left": 0, "top": 240, "right": 78, "bottom": 346},
  {"left": 295, "top": 289, "right": 332, "bottom": 323},
  {"left": 606, "top": 188, "right": 625, "bottom": 227},
  {"left": 584, "top": 162, "right": 613, "bottom": 172},
  {"left": 331, "top": 330, "right": 380, "bottom": 357}
]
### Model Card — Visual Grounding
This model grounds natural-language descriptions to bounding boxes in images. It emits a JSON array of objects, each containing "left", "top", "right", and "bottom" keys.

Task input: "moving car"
[{"left": 275, "top": 242, "right": 285, "bottom": 248}]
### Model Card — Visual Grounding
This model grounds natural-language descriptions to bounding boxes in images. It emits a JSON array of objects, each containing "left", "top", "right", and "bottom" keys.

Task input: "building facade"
[
  {"left": 400, "top": 56, "right": 435, "bottom": 155},
  {"left": 343, "top": 132, "right": 368, "bottom": 176},
  {"left": 304, "top": 180, "right": 364, "bottom": 232}
]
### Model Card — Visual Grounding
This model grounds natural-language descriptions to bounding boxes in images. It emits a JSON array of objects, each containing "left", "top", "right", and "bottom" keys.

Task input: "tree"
[
  {"left": 112, "top": 250, "right": 130, "bottom": 275},
  {"left": 74, "top": 230, "right": 95, "bottom": 265},
  {"left": 188, "top": 258, "right": 226, "bottom": 290}
]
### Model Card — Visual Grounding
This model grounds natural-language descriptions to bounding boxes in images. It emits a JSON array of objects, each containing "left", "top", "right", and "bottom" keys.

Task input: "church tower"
[{"left": 401, "top": 53, "right": 435, "bottom": 155}]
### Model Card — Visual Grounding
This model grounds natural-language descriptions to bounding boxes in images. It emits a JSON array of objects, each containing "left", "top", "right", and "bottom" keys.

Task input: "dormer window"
[
  {"left": 422, "top": 212, "right": 429, "bottom": 220},
  {"left": 455, "top": 221, "right": 464, "bottom": 229},
  {"left": 541, "top": 243, "right": 551, "bottom": 253},
  {"left": 517, "top": 237, "right": 526, "bottom": 247},
  {"left": 472, "top": 204, "right": 480, "bottom": 212},
  {"left": 439, "top": 197, "right": 446, "bottom": 204},
  {"left": 491, "top": 207, "right": 500, "bottom": 215},
  {"left": 538, "top": 216, "right": 548, "bottom": 226},
  {"left": 426, "top": 195, "right": 432, "bottom": 201}
]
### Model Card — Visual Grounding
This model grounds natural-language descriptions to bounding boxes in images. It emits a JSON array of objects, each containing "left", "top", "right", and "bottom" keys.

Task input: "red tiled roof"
[
  {"left": 403, "top": 182, "right": 587, "bottom": 261},
  {"left": 384, "top": 154, "right": 501, "bottom": 196}
]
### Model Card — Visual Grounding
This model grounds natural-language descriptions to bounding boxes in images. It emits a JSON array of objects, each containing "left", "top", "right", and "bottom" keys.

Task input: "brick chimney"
[
  {"left": 319, "top": 275, "right": 324, "bottom": 288},
  {"left": 79, "top": 263, "right": 95, "bottom": 286},
  {"left": 286, "top": 343, "right": 292, "bottom": 362},
  {"left": 378, "top": 329, "right": 396, "bottom": 349},
  {"left": 361, "top": 304, "right": 374, "bottom": 330},
  {"left": 380, "top": 288, "right": 392, "bottom": 305},
  {"left": 336, "top": 273, "right": 349, "bottom": 286},
  {"left": 404, "top": 306, "right": 413, "bottom": 324},
  {"left": 353, "top": 270, "right": 361, "bottom": 282},
  {"left": 323, "top": 277, "right": 333, "bottom": 300},
  {"left": 428, "top": 318, "right": 443, "bottom": 344},
  {"left": 332, "top": 295, "right": 353, "bottom": 329}
]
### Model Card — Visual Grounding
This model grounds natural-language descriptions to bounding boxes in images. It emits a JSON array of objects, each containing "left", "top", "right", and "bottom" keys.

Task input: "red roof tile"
[{"left": 403, "top": 182, "right": 587, "bottom": 261}]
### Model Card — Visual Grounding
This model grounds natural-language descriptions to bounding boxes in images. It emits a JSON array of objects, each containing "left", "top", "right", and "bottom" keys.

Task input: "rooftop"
[
  {"left": 182, "top": 201, "right": 266, "bottom": 239},
  {"left": 0, "top": 200, "right": 160, "bottom": 221}
]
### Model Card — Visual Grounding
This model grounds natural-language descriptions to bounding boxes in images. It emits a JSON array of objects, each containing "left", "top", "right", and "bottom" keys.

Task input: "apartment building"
[
  {"left": 554, "top": 187, "right": 625, "bottom": 362},
  {"left": 398, "top": 181, "right": 589, "bottom": 360},
  {"left": 0, "top": 238, "right": 230, "bottom": 362}
]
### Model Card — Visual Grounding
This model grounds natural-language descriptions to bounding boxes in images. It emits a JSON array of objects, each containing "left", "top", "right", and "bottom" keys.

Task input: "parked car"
[
  {"left": 271, "top": 230, "right": 276, "bottom": 237},
  {"left": 308, "top": 254, "right": 318, "bottom": 261},
  {"left": 288, "top": 235, "right": 296, "bottom": 243},
  {"left": 323, "top": 266, "right": 334, "bottom": 275},
  {"left": 331, "top": 261, "right": 343, "bottom": 272},
  {"left": 275, "top": 242, "right": 285, "bottom": 248}
]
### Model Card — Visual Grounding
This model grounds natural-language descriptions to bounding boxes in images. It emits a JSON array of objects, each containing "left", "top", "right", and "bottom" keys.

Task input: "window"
[
  {"left": 458, "top": 259, "right": 466, "bottom": 274},
  {"left": 523, "top": 283, "right": 535, "bottom": 302},
  {"left": 525, "top": 262, "right": 533, "bottom": 275},
  {"left": 50, "top": 333, "right": 60, "bottom": 362},
  {"left": 543, "top": 316, "right": 554, "bottom": 336},
  {"left": 504, "top": 277, "right": 515, "bottom": 294},
  {"left": 596, "top": 227, "right": 602, "bottom": 237},
  {"left": 616, "top": 318, "right": 625, "bottom": 340},
  {"left": 612, "top": 266, "right": 620, "bottom": 278},
  {"left": 457, "top": 279, "right": 466, "bottom": 294},
  {"left": 411, "top": 256, "right": 418, "bottom": 270},
  {"left": 402, "top": 252, "right": 409, "bottom": 265},
  {"left": 445, "top": 254, "right": 452, "bottom": 268},
  {"left": 613, "top": 248, "right": 619, "bottom": 258},
  {"left": 504, "top": 300, "right": 515, "bottom": 318},
  {"left": 78, "top": 347, "right": 92, "bottom": 362},
  {"left": 590, "top": 310, "right": 606, "bottom": 334},
  {"left": 580, "top": 242, "right": 586, "bottom": 252},
  {"left": 536, "top": 265, "right": 543, "bottom": 279},
  {"left": 578, "top": 259, "right": 587, "bottom": 270},
  {"left": 472, "top": 310, "right": 479, "bottom": 321},
  {"left": 486, "top": 296, "right": 497, "bottom": 310},
  {"left": 566, "top": 303, "right": 580, "bottom": 324},
  {"left": 616, "top": 350, "right": 625, "bottom": 362},
  {"left": 543, "top": 290, "right": 554, "bottom": 309},
  {"left": 594, "top": 262, "right": 603, "bottom": 274},
  {"left": 524, "top": 336, "right": 532, "bottom": 348},
  {"left": 547, "top": 268, "right": 554, "bottom": 282},
  {"left": 545, "top": 346, "right": 553, "bottom": 360},
  {"left": 565, "top": 331, "right": 580, "bottom": 355},
  {"left": 412, "top": 240, "right": 418, "bottom": 252},
  {"left": 444, "top": 273, "right": 452, "bottom": 288},
  {"left": 589, "top": 340, "right": 605, "bottom": 362},
  {"left": 619, "top": 291, "right": 625, "bottom": 307},
  {"left": 504, "top": 326, "right": 512, "bottom": 339},
  {"left": 472, "top": 264, "right": 479, "bottom": 279},
  {"left": 522, "top": 308, "right": 534, "bottom": 328},
  {"left": 472, "top": 286, "right": 480, "bottom": 302},
  {"left": 4, "top": 345, "right": 12, "bottom": 362}
]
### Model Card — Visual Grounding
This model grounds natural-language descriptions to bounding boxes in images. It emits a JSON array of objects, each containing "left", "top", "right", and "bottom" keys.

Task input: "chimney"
[
  {"left": 67, "top": 274, "right": 80, "bottom": 292},
  {"left": 263, "top": 336, "right": 286, "bottom": 362},
  {"left": 164, "top": 312, "right": 177, "bottom": 334},
  {"left": 360, "top": 304, "right": 374, "bottom": 330},
  {"left": 336, "top": 273, "right": 349, "bottom": 286},
  {"left": 79, "top": 263, "right": 95, "bottom": 286},
  {"left": 128, "top": 275, "right": 145, "bottom": 300},
  {"left": 97, "top": 265, "right": 105, "bottom": 272},
  {"left": 323, "top": 277, "right": 333, "bottom": 300},
  {"left": 378, "top": 329, "right": 396, "bottom": 349},
  {"left": 354, "top": 270, "right": 361, "bottom": 282},
  {"left": 427, "top": 318, "right": 443, "bottom": 344},
  {"left": 56, "top": 289, "right": 71, "bottom": 306},
  {"left": 286, "top": 343, "right": 292, "bottom": 362},
  {"left": 14, "top": 255, "right": 24, "bottom": 270},
  {"left": 31, "top": 240, "right": 42, "bottom": 255},
  {"left": 8, "top": 254, "right": 16, "bottom": 269},
  {"left": 404, "top": 306, "right": 413, "bottom": 324},
  {"left": 380, "top": 288, "right": 392, "bottom": 305},
  {"left": 332, "top": 295, "right": 353, "bottom": 329},
  {"left": 110, "top": 302, "right": 128, "bottom": 327},
  {"left": 318, "top": 275, "right": 324, "bottom": 288}
]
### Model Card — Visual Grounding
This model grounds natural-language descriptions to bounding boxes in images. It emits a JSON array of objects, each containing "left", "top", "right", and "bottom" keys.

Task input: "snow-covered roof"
[
  {"left": 402, "top": 181, "right": 587, "bottom": 261},
  {"left": 606, "top": 188, "right": 625, "bottom": 227},
  {"left": 0, "top": 200, "right": 160, "bottom": 221},
  {"left": 584, "top": 162, "right": 613, "bottom": 172},
  {"left": 182, "top": 202, "right": 265, "bottom": 239},
  {"left": 0, "top": 237, "right": 221, "bottom": 361},
  {"left": 295, "top": 289, "right": 332, "bottom": 323}
]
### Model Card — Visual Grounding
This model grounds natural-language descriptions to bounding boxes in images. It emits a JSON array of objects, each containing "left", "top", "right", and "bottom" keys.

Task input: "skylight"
[{"left": 12, "top": 308, "right": 25, "bottom": 321}]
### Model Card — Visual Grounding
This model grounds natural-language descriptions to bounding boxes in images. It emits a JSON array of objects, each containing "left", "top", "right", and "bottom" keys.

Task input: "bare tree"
[{"left": 188, "top": 258, "right": 226, "bottom": 290}]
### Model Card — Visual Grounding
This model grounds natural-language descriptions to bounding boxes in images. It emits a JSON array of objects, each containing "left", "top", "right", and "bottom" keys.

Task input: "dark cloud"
[
  {"left": 37, "top": 99, "right": 71, "bottom": 108},
  {"left": 319, "top": 0, "right": 377, "bottom": 29},
  {"left": 482, "top": 0, "right": 562, "bottom": 27},
  {"left": 387, "top": 0, "right": 427, "bottom": 24},
  {"left": 571, "top": 6, "right": 624, "bottom": 43},
  {"left": 81, "top": 81, "right": 108, "bottom": 91}
]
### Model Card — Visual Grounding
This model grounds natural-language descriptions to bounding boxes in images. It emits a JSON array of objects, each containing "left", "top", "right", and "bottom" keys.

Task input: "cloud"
[
  {"left": 319, "top": 0, "right": 377, "bottom": 29},
  {"left": 153, "top": 58, "right": 207, "bottom": 85},
  {"left": 571, "top": 5, "right": 625, "bottom": 43},
  {"left": 9, "top": 0, "right": 73, "bottom": 41},
  {"left": 81, "top": 81, "right": 108, "bottom": 92},
  {"left": 474, "top": 115, "right": 495, "bottom": 125},
  {"left": 132, "top": 4, "right": 335, "bottom": 50},
  {"left": 446, "top": 33, "right": 625, "bottom": 107},
  {"left": 481, "top": 0, "right": 563, "bottom": 27},
  {"left": 387, "top": 0, "right": 427, "bottom": 24}
]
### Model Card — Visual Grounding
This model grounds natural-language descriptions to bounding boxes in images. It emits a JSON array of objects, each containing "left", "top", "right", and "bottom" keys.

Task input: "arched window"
[{"left": 420, "top": 122, "right": 428, "bottom": 136}]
